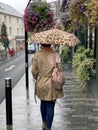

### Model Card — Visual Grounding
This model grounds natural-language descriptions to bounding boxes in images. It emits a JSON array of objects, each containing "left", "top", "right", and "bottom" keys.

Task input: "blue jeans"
[{"left": 40, "top": 100, "right": 55, "bottom": 128}]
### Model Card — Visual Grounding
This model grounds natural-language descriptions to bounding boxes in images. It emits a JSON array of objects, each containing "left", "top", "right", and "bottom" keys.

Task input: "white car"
[{"left": 28, "top": 44, "right": 36, "bottom": 54}]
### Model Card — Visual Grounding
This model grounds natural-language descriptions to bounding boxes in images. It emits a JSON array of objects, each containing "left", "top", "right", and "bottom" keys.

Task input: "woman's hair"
[{"left": 41, "top": 44, "right": 51, "bottom": 47}]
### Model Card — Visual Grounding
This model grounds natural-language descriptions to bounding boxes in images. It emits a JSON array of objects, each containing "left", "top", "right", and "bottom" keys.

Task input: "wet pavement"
[{"left": 0, "top": 66, "right": 98, "bottom": 130}]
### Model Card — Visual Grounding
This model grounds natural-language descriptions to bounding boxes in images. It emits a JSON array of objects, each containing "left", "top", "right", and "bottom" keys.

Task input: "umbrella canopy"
[{"left": 31, "top": 29, "right": 80, "bottom": 46}]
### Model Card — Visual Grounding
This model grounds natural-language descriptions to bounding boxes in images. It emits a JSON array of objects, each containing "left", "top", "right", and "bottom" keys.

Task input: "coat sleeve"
[{"left": 31, "top": 55, "right": 38, "bottom": 80}]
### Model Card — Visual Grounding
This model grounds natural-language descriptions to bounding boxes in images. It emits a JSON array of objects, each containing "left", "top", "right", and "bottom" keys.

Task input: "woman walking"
[{"left": 31, "top": 44, "right": 64, "bottom": 130}]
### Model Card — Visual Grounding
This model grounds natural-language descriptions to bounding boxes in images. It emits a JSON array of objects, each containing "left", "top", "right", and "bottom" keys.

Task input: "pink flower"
[
  {"left": 96, "top": 2, "right": 98, "bottom": 6},
  {"left": 23, "top": 1, "right": 54, "bottom": 32}
]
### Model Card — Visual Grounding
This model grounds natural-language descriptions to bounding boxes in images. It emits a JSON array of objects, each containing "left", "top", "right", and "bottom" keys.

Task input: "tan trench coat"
[{"left": 31, "top": 48, "right": 64, "bottom": 101}]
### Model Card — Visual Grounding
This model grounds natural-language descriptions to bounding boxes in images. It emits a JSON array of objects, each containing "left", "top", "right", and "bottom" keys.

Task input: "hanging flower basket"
[
  {"left": 23, "top": 1, "right": 55, "bottom": 33},
  {"left": 61, "top": 12, "right": 73, "bottom": 32},
  {"left": 70, "top": 0, "right": 87, "bottom": 29},
  {"left": 83, "top": 0, "right": 98, "bottom": 28},
  {"left": 70, "top": 0, "right": 98, "bottom": 30}
]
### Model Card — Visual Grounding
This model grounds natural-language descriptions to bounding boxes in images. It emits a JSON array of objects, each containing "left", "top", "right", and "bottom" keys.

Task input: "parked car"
[{"left": 28, "top": 44, "right": 36, "bottom": 54}]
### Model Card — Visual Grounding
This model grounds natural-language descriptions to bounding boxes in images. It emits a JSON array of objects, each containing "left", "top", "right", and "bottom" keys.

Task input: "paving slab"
[{"left": 0, "top": 67, "right": 98, "bottom": 130}]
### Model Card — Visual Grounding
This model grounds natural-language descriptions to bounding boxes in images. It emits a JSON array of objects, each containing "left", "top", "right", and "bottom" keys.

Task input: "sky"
[{"left": 0, "top": 0, "right": 57, "bottom": 14}]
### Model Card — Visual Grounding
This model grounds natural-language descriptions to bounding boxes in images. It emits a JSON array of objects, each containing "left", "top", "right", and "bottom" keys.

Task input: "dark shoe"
[{"left": 42, "top": 121, "right": 46, "bottom": 130}]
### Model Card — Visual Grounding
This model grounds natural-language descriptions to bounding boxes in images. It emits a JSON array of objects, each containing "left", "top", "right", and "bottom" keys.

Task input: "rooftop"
[{"left": 0, "top": 2, "right": 22, "bottom": 18}]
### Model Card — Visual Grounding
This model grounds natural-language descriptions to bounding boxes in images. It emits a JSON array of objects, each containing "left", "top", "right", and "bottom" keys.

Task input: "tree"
[
  {"left": 0, "top": 22, "right": 9, "bottom": 48},
  {"left": 0, "top": 22, "right": 9, "bottom": 59}
]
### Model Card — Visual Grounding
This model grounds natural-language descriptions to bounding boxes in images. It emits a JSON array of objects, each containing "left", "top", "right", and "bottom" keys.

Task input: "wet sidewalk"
[{"left": 0, "top": 66, "right": 98, "bottom": 130}]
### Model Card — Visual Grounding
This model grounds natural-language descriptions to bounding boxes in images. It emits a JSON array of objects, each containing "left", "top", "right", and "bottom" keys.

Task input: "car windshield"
[{"left": 28, "top": 44, "right": 35, "bottom": 49}]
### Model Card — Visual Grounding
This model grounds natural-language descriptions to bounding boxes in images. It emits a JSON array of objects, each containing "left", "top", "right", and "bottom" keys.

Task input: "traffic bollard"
[{"left": 5, "top": 78, "right": 13, "bottom": 125}]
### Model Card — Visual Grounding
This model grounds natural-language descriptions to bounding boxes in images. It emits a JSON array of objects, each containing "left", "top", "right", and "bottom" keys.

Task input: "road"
[{"left": 0, "top": 51, "right": 33, "bottom": 104}]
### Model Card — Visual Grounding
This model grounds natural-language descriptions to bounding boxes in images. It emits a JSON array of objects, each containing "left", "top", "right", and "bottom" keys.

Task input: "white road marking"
[{"left": 5, "top": 65, "right": 16, "bottom": 72}]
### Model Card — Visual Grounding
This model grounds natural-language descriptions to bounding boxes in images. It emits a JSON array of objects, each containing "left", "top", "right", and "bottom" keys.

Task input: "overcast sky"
[{"left": 0, "top": 0, "right": 57, "bottom": 14}]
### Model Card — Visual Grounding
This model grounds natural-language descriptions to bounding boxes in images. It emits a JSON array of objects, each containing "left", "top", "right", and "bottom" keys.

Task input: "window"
[
  {"left": 9, "top": 16, "right": 11, "bottom": 23},
  {"left": 21, "top": 28, "right": 23, "bottom": 34},
  {"left": 17, "top": 18, "right": 19, "bottom": 23},
  {"left": 17, "top": 28, "right": 19, "bottom": 35},
  {"left": 9, "top": 27, "right": 12, "bottom": 34},
  {"left": 4, "top": 15, "right": 7, "bottom": 22}
]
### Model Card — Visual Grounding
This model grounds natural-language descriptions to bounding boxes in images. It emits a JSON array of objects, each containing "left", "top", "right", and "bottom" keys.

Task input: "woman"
[{"left": 31, "top": 44, "right": 64, "bottom": 130}]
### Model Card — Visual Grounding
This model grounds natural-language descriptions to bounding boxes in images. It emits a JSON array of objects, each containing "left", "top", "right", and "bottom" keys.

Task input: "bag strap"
[{"left": 53, "top": 52, "right": 58, "bottom": 68}]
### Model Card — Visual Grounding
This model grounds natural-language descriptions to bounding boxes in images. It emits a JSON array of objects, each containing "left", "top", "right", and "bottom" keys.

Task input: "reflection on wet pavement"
[{"left": 0, "top": 68, "right": 98, "bottom": 130}]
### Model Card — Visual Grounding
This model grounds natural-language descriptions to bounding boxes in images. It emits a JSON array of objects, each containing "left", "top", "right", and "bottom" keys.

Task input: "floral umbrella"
[{"left": 31, "top": 29, "right": 80, "bottom": 46}]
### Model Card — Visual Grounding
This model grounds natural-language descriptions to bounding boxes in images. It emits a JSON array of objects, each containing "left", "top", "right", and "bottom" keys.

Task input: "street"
[{"left": 0, "top": 51, "right": 33, "bottom": 104}]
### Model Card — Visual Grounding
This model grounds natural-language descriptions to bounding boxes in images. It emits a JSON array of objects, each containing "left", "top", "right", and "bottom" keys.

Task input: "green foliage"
[
  {"left": 61, "top": 45, "right": 69, "bottom": 64},
  {"left": 72, "top": 46, "right": 95, "bottom": 86},
  {"left": 75, "top": 45, "right": 85, "bottom": 53},
  {"left": 62, "top": 0, "right": 98, "bottom": 32},
  {"left": 32, "top": 2, "right": 49, "bottom": 20},
  {"left": 23, "top": 1, "right": 54, "bottom": 32},
  {"left": 0, "top": 22, "right": 9, "bottom": 48}
]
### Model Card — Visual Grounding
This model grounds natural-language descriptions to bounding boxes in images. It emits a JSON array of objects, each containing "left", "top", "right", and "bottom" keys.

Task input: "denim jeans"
[{"left": 40, "top": 100, "right": 55, "bottom": 128}]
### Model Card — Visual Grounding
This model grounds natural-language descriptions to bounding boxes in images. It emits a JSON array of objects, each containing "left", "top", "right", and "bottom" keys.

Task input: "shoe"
[{"left": 42, "top": 121, "right": 46, "bottom": 130}]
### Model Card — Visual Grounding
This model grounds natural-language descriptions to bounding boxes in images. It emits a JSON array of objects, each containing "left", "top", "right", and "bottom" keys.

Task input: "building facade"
[{"left": 0, "top": 2, "right": 25, "bottom": 51}]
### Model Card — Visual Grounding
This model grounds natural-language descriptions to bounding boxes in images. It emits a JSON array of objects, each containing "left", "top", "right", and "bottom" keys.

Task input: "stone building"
[{"left": 0, "top": 2, "right": 25, "bottom": 51}]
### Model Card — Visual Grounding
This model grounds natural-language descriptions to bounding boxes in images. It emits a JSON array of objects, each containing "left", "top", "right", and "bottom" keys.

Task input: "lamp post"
[{"left": 25, "top": 0, "right": 32, "bottom": 89}]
